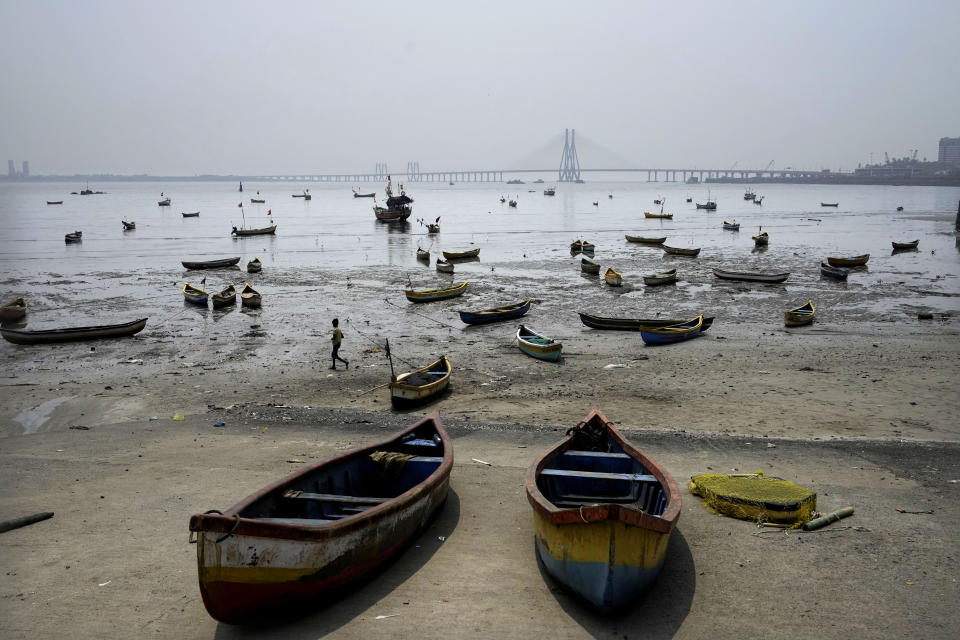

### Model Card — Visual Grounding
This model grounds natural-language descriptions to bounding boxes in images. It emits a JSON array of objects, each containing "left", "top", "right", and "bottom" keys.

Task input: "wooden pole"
[{"left": 0, "top": 511, "right": 54, "bottom": 534}]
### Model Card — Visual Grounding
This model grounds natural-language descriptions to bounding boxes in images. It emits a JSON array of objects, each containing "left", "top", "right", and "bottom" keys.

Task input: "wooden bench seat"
[
  {"left": 254, "top": 517, "right": 338, "bottom": 525},
  {"left": 540, "top": 468, "right": 657, "bottom": 483},
  {"left": 561, "top": 450, "right": 632, "bottom": 460},
  {"left": 283, "top": 490, "right": 389, "bottom": 504}
]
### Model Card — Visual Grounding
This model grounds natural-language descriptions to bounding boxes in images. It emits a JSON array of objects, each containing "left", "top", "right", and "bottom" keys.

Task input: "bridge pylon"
[
  {"left": 406, "top": 161, "right": 422, "bottom": 182},
  {"left": 374, "top": 163, "right": 389, "bottom": 181},
  {"left": 558, "top": 129, "right": 582, "bottom": 183}
]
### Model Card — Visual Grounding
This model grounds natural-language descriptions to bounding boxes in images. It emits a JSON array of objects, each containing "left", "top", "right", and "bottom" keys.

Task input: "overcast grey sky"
[{"left": 1, "top": 0, "right": 958, "bottom": 176}]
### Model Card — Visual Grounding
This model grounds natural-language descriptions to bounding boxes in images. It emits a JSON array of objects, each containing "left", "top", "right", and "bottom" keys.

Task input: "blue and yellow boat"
[
  {"left": 516, "top": 324, "right": 562, "bottom": 362},
  {"left": 526, "top": 410, "right": 681, "bottom": 611}
]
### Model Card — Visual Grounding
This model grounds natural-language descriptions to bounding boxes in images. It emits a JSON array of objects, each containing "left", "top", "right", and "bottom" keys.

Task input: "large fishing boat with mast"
[{"left": 373, "top": 176, "right": 413, "bottom": 222}]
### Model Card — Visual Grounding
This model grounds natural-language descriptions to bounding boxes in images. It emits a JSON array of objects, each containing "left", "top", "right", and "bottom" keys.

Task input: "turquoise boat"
[
  {"left": 526, "top": 410, "right": 681, "bottom": 610},
  {"left": 516, "top": 325, "right": 562, "bottom": 362}
]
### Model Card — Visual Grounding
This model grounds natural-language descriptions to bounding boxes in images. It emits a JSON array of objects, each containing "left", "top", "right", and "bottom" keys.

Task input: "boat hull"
[
  {"left": 232, "top": 225, "right": 277, "bottom": 237},
  {"left": 827, "top": 254, "right": 869, "bottom": 267},
  {"left": 182, "top": 257, "right": 241, "bottom": 270},
  {"left": 442, "top": 248, "right": 480, "bottom": 260},
  {"left": 661, "top": 245, "right": 700, "bottom": 257},
  {"left": 713, "top": 268, "right": 789, "bottom": 283},
  {"left": 820, "top": 262, "right": 849, "bottom": 280},
  {"left": 389, "top": 356, "right": 451, "bottom": 408},
  {"left": 1, "top": 298, "right": 27, "bottom": 323},
  {"left": 1, "top": 318, "right": 147, "bottom": 345},
  {"left": 405, "top": 282, "right": 468, "bottom": 303},
  {"left": 784, "top": 301, "right": 815, "bottom": 327},
  {"left": 459, "top": 299, "right": 530, "bottom": 325},
  {"left": 643, "top": 271, "right": 677, "bottom": 286},
  {"left": 578, "top": 313, "right": 714, "bottom": 333},
  {"left": 625, "top": 235, "right": 665, "bottom": 244},
  {"left": 640, "top": 316, "right": 703, "bottom": 345},
  {"left": 517, "top": 325, "right": 562, "bottom": 362}
]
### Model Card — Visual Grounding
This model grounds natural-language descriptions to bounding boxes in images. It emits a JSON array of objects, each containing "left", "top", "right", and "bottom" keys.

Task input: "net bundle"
[{"left": 690, "top": 470, "right": 816, "bottom": 526}]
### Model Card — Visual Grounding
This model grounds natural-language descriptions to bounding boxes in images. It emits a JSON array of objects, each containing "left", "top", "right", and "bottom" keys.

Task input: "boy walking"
[{"left": 330, "top": 318, "right": 349, "bottom": 370}]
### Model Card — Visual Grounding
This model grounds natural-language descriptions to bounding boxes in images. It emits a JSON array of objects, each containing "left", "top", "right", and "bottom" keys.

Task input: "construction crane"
[
  {"left": 764, "top": 160, "right": 774, "bottom": 170},
  {"left": 884, "top": 152, "right": 890, "bottom": 164}
]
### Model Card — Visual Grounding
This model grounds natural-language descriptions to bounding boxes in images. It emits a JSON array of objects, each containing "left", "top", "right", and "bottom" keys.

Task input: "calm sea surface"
[{"left": 1, "top": 179, "right": 959, "bottom": 328}]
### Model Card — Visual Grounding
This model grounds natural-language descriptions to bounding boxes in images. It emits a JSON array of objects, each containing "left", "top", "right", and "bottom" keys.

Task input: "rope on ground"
[
  {"left": 382, "top": 297, "right": 461, "bottom": 330},
  {"left": 348, "top": 324, "right": 421, "bottom": 369}
]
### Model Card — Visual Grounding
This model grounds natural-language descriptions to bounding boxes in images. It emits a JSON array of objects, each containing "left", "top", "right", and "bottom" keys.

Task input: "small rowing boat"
[
  {"left": 713, "top": 268, "right": 789, "bottom": 283},
  {"left": 826, "top": 254, "right": 869, "bottom": 267},
  {"left": 1, "top": 317, "right": 147, "bottom": 345},
  {"left": 644, "top": 211, "right": 673, "bottom": 219},
  {"left": 661, "top": 245, "right": 700, "bottom": 257},
  {"left": 353, "top": 189, "right": 376, "bottom": 198},
  {"left": 389, "top": 356, "right": 452, "bottom": 408},
  {"left": 182, "top": 257, "right": 241, "bottom": 270},
  {"left": 526, "top": 409, "right": 680, "bottom": 610},
  {"left": 212, "top": 284, "right": 237, "bottom": 309},
  {"left": 247, "top": 258, "right": 262, "bottom": 273},
  {"left": 459, "top": 299, "right": 531, "bottom": 325},
  {"left": 435, "top": 259, "right": 454, "bottom": 274},
  {"left": 405, "top": 281, "right": 468, "bottom": 303},
  {"left": 0, "top": 298, "right": 27, "bottom": 323},
  {"left": 188, "top": 413, "right": 452, "bottom": 623},
  {"left": 182, "top": 211, "right": 200, "bottom": 218},
  {"left": 722, "top": 220, "right": 739, "bottom": 231},
  {"left": 625, "top": 235, "right": 665, "bottom": 244},
  {"left": 183, "top": 283, "right": 209, "bottom": 305},
  {"left": 158, "top": 198, "right": 171, "bottom": 206},
  {"left": 64, "top": 232, "right": 82, "bottom": 244},
  {"left": 578, "top": 312, "right": 715, "bottom": 333},
  {"left": 250, "top": 198, "right": 265, "bottom": 204},
  {"left": 891, "top": 240, "right": 919, "bottom": 250},
  {"left": 643, "top": 268, "right": 677, "bottom": 286},
  {"left": 442, "top": 248, "right": 480, "bottom": 260},
  {"left": 122, "top": 220, "right": 136, "bottom": 230},
  {"left": 374, "top": 206, "right": 412, "bottom": 222},
  {"left": 604, "top": 267, "right": 622, "bottom": 287},
  {"left": 570, "top": 240, "right": 595, "bottom": 254},
  {"left": 640, "top": 315, "right": 703, "bottom": 345},
  {"left": 752, "top": 231, "right": 769, "bottom": 245},
  {"left": 581, "top": 257, "right": 600, "bottom": 274},
  {"left": 820, "top": 202, "right": 839, "bottom": 207},
  {"left": 46, "top": 200, "right": 63, "bottom": 205},
  {"left": 820, "top": 262, "right": 849, "bottom": 280},
  {"left": 232, "top": 225, "right": 277, "bottom": 237},
  {"left": 784, "top": 300, "right": 815, "bottom": 327},
  {"left": 416, "top": 248, "right": 430, "bottom": 262},
  {"left": 240, "top": 283, "right": 261, "bottom": 308},
  {"left": 517, "top": 325, "right": 562, "bottom": 362}
]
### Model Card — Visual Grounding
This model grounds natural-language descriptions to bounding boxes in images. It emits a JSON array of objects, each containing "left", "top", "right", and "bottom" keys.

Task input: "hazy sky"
[{"left": 1, "top": 0, "right": 958, "bottom": 175}]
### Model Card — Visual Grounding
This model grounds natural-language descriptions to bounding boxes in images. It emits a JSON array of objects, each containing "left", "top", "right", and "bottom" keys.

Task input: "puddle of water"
[{"left": 15, "top": 397, "right": 72, "bottom": 435}]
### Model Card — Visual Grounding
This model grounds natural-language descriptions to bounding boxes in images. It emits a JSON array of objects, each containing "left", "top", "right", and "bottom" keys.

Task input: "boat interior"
[
  {"left": 538, "top": 441, "right": 668, "bottom": 516},
  {"left": 239, "top": 428, "right": 445, "bottom": 525}
]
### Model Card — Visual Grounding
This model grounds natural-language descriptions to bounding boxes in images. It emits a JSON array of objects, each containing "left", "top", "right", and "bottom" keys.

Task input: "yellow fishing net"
[{"left": 690, "top": 471, "right": 816, "bottom": 526}]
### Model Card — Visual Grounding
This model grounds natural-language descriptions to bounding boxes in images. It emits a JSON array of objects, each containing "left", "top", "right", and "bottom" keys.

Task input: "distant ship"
[{"left": 506, "top": 179, "right": 524, "bottom": 185}]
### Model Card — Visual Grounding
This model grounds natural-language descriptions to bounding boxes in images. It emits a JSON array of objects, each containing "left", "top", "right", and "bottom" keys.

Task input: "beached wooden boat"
[
  {"left": 578, "top": 312, "right": 715, "bottom": 333},
  {"left": 158, "top": 198, "right": 171, "bottom": 206},
  {"left": 232, "top": 225, "right": 277, "bottom": 237},
  {"left": 240, "top": 283, "right": 261, "bottom": 308},
  {"left": 435, "top": 259, "right": 454, "bottom": 274},
  {"left": 250, "top": 198, "right": 265, "bottom": 204},
  {"left": 640, "top": 315, "right": 703, "bottom": 345},
  {"left": 625, "top": 235, "right": 665, "bottom": 244},
  {"left": 826, "top": 254, "right": 869, "bottom": 267},
  {"left": 713, "top": 268, "right": 789, "bottom": 283},
  {"left": 820, "top": 202, "right": 839, "bottom": 207},
  {"left": 526, "top": 409, "right": 680, "bottom": 611},
  {"left": 389, "top": 356, "right": 452, "bottom": 408},
  {"left": 188, "top": 413, "right": 452, "bottom": 624},
  {"left": 517, "top": 325, "right": 562, "bottom": 362},
  {"left": 212, "top": 284, "right": 237, "bottom": 309},
  {"left": 442, "top": 248, "right": 480, "bottom": 260},
  {"left": 820, "top": 262, "right": 849, "bottom": 280},
  {"left": 784, "top": 300, "right": 815, "bottom": 327},
  {"left": 722, "top": 220, "right": 740, "bottom": 231},
  {"left": 752, "top": 231, "right": 769, "bottom": 245},
  {"left": 247, "top": 258, "right": 262, "bottom": 273},
  {"left": 604, "top": 267, "right": 622, "bottom": 287},
  {"left": 570, "top": 240, "right": 595, "bottom": 254},
  {"left": 459, "top": 299, "right": 531, "bottom": 325},
  {"left": 374, "top": 206, "right": 412, "bottom": 222},
  {"left": 661, "top": 245, "right": 700, "bottom": 257},
  {"left": 182, "top": 257, "right": 241, "bottom": 270},
  {"left": 1, "top": 317, "right": 147, "bottom": 345},
  {"left": 122, "top": 221, "right": 136, "bottom": 230},
  {"left": 182, "top": 211, "right": 200, "bottom": 218},
  {"left": 64, "top": 232, "right": 82, "bottom": 244},
  {"left": 892, "top": 240, "right": 919, "bottom": 250},
  {"left": 643, "top": 268, "right": 677, "bottom": 286},
  {"left": 644, "top": 212, "right": 673, "bottom": 219},
  {"left": 416, "top": 248, "right": 430, "bottom": 262},
  {"left": 404, "top": 281, "right": 468, "bottom": 303},
  {"left": 581, "top": 257, "right": 600, "bottom": 274},
  {"left": 0, "top": 298, "right": 27, "bottom": 323},
  {"left": 183, "top": 283, "right": 209, "bottom": 305},
  {"left": 46, "top": 200, "right": 63, "bottom": 205}
]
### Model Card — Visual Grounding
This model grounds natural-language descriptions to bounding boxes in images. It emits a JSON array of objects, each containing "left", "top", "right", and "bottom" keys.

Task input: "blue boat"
[
  {"left": 183, "top": 283, "right": 209, "bottom": 306},
  {"left": 581, "top": 257, "right": 600, "bottom": 274},
  {"left": 526, "top": 409, "right": 681, "bottom": 611},
  {"left": 459, "top": 299, "right": 531, "bottom": 325},
  {"left": 639, "top": 315, "right": 703, "bottom": 345}
]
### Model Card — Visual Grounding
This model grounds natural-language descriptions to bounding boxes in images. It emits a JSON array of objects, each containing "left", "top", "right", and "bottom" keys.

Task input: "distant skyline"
[{"left": 1, "top": 1, "right": 958, "bottom": 176}]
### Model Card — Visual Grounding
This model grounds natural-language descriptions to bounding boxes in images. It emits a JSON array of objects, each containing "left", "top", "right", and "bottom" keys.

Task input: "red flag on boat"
[
  {"left": 267, "top": 209, "right": 272, "bottom": 216},
  {"left": 238, "top": 202, "right": 242, "bottom": 208}
]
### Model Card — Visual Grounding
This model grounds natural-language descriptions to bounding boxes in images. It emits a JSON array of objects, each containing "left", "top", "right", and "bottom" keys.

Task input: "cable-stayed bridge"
[{"left": 252, "top": 130, "right": 823, "bottom": 183}]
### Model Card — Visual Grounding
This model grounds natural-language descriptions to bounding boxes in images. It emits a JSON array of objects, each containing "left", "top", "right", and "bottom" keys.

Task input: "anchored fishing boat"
[
  {"left": 722, "top": 220, "right": 739, "bottom": 231},
  {"left": 435, "top": 259, "right": 454, "bottom": 274},
  {"left": 891, "top": 240, "right": 919, "bottom": 250},
  {"left": 188, "top": 413, "right": 452, "bottom": 624},
  {"left": 752, "top": 231, "right": 769, "bottom": 246},
  {"left": 784, "top": 300, "right": 815, "bottom": 327},
  {"left": 122, "top": 221, "right": 136, "bottom": 230},
  {"left": 516, "top": 325, "right": 562, "bottom": 362},
  {"left": 232, "top": 225, "right": 277, "bottom": 237},
  {"left": 526, "top": 409, "right": 680, "bottom": 611},
  {"left": 459, "top": 299, "right": 531, "bottom": 325}
]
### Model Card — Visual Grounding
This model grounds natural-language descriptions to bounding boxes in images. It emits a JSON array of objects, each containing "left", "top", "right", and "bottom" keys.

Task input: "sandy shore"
[{"left": 2, "top": 259, "right": 960, "bottom": 638}]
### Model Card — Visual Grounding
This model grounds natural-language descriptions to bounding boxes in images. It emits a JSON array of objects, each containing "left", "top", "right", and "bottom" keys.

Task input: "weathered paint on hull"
[
  {"left": 196, "top": 478, "right": 448, "bottom": 623},
  {"left": 532, "top": 512, "right": 670, "bottom": 611},
  {"left": 518, "top": 342, "right": 562, "bottom": 362}
]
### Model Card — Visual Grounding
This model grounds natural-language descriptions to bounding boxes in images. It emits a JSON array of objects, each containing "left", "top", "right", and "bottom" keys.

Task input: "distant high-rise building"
[
  {"left": 7, "top": 160, "right": 14, "bottom": 177},
  {"left": 939, "top": 137, "right": 960, "bottom": 165},
  {"left": 22, "top": 160, "right": 29, "bottom": 177}
]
